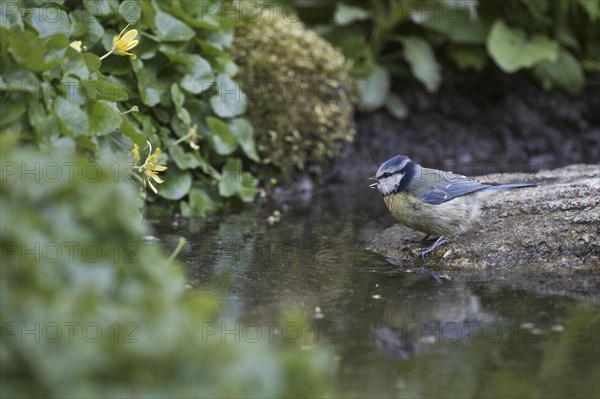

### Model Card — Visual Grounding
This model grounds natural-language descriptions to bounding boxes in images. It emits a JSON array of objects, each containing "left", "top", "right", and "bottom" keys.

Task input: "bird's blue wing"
[{"left": 415, "top": 174, "right": 490, "bottom": 205}]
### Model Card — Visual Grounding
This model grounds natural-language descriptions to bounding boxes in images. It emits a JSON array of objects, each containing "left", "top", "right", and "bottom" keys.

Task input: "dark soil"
[{"left": 334, "top": 68, "right": 600, "bottom": 182}]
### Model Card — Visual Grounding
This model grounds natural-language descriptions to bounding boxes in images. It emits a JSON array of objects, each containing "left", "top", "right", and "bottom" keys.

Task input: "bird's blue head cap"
[
  {"left": 372, "top": 155, "right": 416, "bottom": 195},
  {"left": 376, "top": 155, "right": 412, "bottom": 178}
]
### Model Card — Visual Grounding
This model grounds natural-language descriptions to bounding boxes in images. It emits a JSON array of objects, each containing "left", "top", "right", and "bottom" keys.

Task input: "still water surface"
[{"left": 153, "top": 184, "right": 599, "bottom": 398}]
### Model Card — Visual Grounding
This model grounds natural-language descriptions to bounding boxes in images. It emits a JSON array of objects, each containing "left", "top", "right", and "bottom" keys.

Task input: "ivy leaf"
[
  {"left": 3, "top": 29, "right": 66, "bottom": 72},
  {"left": 239, "top": 171, "right": 258, "bottom": 202},
  {"left": 71, "top": 10, "right": 105, "bottom": 47},
  {"left": 120, "top": 117, "right": 146, "bottom": 147},
  {"left": 334, "top": 4, "right": 370, "bottom": 25},
  {"left": 228, "top": 118, "right": 260, "bottom": 162},
  {"left": 53, "top": 98, "right": 90, "bottom": 137},
  {"left": 577, "top": 0, "right": 600, "bottom": 21},
  {"left": 171, "top": 83, "right": 191, "bottom": 124},
  {"left": 81, "top": 79, "right": 129, "bottom": 102},
  {"left": 358, "top": 64, "right": 390, "bottom": 111},
  {"left": 210, "top": 74, "right": 246, "bottom": 118},
  {"left": 178, "top": 55, "right": 214, "bottom": 94},
  {"left": 156, "top": 168, "right": 192, "bottom": 200},
  {"left": 398, "top": 36, "right": 441, "bottom": 91},
  {"left": 119, "top": 0, "right": 142, "bottom": 23},
  {"left": 487, "top": 19, "right": 559, "bottom": 73},
  {"left": 154, "top": 9, "right": 195, "bottom": 42},
  {"left": 533, "top": 49, "right": 585, "bottom": 94},
  {"left": 83, "top": 0, "right": 116, "bottom": 17},
  {"left": 206, "top": 116, "right": 237, "bottom": 155},
  {"left": 1, "top": 103, "right": 26, "bottom": 128},
  {"left": 170, "top": 145, "right": 203, "bottom": 169},
  {"left": 180, "top": 187, "right": 217, "bottom": 217},
  {"left": 63, "top": 49, "right": 90, "bottom": 80},
  {"left": 447, "top": 44, "right": 488, "bottom": 72},
  {"left": 89, "top": 100, "right": 122, "bottom": 136},
  {"left": 132, "top": 59, "right": 166, "bottom": 106},
  {"left": 424, "top": 8, "right": 489, "bottom": 44},
  {"left": 384, "top": 93, "right": 408, "bottom": 119},
  {"left": 25, "top": 6, "right": 71, "bottom": 38},
  {"left": 218, "top": 157, "right": 257, "bottom": 201},
  {"left": 83, "top": 53, "right": 101, "bottom": 74}
]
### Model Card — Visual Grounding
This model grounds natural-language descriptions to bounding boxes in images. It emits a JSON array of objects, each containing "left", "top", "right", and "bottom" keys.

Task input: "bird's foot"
[{"left": 418, "top": 236, "right": 447, "bottom": 258}]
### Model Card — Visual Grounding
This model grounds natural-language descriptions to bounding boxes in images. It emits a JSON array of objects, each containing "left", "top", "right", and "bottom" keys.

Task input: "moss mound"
[{"left": 232, "top": 12, "right": 355, "bottom": 171}]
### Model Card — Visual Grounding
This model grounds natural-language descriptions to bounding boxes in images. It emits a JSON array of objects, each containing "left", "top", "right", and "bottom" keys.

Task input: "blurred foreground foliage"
[
  {"left": 290, "top": 0, "right": 600, "bottom": 116},
  {"left": 1, "top": 1, "right": 336, "bottom": 395},
  {"left": 0, "top": 136, "right": 333, "bottom": 398}
]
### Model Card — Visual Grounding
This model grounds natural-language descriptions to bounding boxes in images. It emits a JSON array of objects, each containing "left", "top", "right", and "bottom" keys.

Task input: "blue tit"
[{"left": 370, "top": 155, "right": 537, "bottom": 256}]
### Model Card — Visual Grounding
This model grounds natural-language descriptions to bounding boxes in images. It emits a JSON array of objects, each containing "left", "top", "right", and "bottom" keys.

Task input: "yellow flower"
[
  {"left": 112, "top": 25, "right": 139, "bottom": 59},
  {"left": 137, "top": 143, "right": 168, "bottom": 194},
  {"left": 131, "top": 144, "right": 140, "bottom": 163},
  {"left": 69, "top": 40, "right": 83, "bottom": 52},
  {"left": 188, "top": 124, "right": 200, "bottom": 150}
]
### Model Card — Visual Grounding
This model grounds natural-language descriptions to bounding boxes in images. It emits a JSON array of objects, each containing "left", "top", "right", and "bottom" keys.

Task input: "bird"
[{"left": 370, "top": 155, "right": 537, "bottom": 256}]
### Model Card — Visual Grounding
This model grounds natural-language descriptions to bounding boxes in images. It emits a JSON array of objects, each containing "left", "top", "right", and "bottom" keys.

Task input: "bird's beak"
[{"left": 368, "top": 176, "right": 378, "bottom": 189}]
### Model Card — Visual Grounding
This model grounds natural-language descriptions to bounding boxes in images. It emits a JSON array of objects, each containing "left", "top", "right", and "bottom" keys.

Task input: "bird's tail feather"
[{"left": 487, "top": 182, "right": 537, "bottom": 191}]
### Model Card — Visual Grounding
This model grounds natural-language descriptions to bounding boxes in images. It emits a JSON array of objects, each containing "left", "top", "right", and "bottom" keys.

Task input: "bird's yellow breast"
[{"left": 383, "top": 192, "right": 481, "bottom": 236}]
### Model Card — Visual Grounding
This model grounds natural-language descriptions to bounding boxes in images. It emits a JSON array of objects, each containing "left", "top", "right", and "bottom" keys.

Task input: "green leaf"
[
  {"left": 334, "top": 3, "right": 370, "bottom": 25},
  {"left": 210, "top": 74, "right": 247, "bottom": 118},
  {"left": 89, "top": 100, "right": 122, "bottom": 136},
  {"left": 424, "top": 8, "right": 489, "bottom": 44},
  {"left": 25, "top": 6, "right": 70, "bottom": 38},
  {"left": 81, "top": 79, "right": 129, "bottom": 102},
  {"left": 0, "top": 1, "right": 23, "bottom": 30},
  {"left": 228, "top": 118, "right": 260, "bottom": 162},
  {"left": 206, "top": 116, "right": 237, "bottom": 155},
  {"left": 63, "top": 49, "right": 90, "bottom": 80},
  {"left": 218, "top": 158, "right": 242, "bottom": 198},
  {"left": 178, "top": 55, "right": 214, "bottom": 94},
  {"left": 181, "top": 187, "right": 217, "bottom": 217},
  {"left": 577, "top": 0, "right": 600, "bottom": 21},
  {"left": 3, "top": 29, "right": 66, "bottom": 72},
  {"left": 119, "top": 0, "right": 142, "bottom": 23},
  {"left": 205, "top": 29, "right": 234, "bottom": 51},
  {"left": 156, "top": 168, "right": 192, "bottom": 200},
  {"left": 53, "top": 98, "right": 90, "bottom": 136},
  {"left": 132, "top": 60, "right": 166, "bottom": 106},
  {"left": 399, "top": 36, "right": 441, "bottom": 91},
  {"left": 120, "top": 117, "right": 146, "bottom": 147},
  {"left": 154, "top": 9, "right": 195, "bottom": 41},
  {"left": 218, "top": 158, "right": 258, "bottom": 201},
  {"left": 358, "top": 64, "right": 390, "bottom": 111},
  {"left": 487, "top": 19, "right": 559, "bottom": 73},
  {"left": 1, "top": 103, "right": 26, "bottom": 128},
  {"left": 71, "top": 10, "right": 105, "bottom": 46},
  {"left": 83, "top": 53, "right": 101, "bottom": 74},
  {"left": 384, "top": 93, "right": 408, "bottom": 119},
  {"left": 170, "top": 145, "right": 203, "bottom": 169},
  {"left": 447, "top": 44, "right": 488, "bottom": 72},
  {"left": 171, "top": 84, "right": 191, "bottom": 124},
  {"left": 533, "top": 49, "right": 585, "bottom": 94},
  {"left": 83, "top": 0, "right": 116, "bottom": 17},
  {"left": 28, "top": 102, "right": 61, "bottom": 140},
  {"left": 239, "top": 172, "right": 258, "bottom": 202}
]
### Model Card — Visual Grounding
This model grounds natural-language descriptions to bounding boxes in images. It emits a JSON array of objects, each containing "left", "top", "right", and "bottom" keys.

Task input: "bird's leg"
[
  {"left": 418, "top": 236, "right": 448, "bottom": 258},
  {"left": 421, "top": 234, "right": 432, "bottom": 241}
]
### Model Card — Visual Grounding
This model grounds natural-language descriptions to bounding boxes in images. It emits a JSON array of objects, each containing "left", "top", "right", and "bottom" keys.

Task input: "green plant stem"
[
  {"left": 99, "top": 49, "right": 114, "bottom": 60},
  {"left": 166, "top": 237, "right": 187, "bottom": 263}
]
